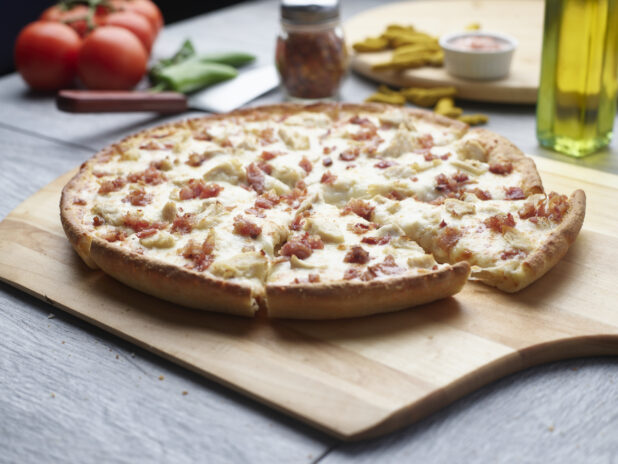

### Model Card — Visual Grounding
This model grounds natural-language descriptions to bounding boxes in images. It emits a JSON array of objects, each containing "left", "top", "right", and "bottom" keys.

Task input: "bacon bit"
[
  {"left": 342, "top": 199, "right": 374, "bottom": 221},
  {"left": 411, "top": 176, "right": 418, "bottom": 182},
  {"left": 139, "top": 140, "right": 170, "bottom": 150},
  {"left": 259, "top": 127, "right": 277, "bottom": 145},
  {"left": 124, "top": 189, "right": 152, "bottom": 206},
  {"left": 349, "top": 222, "right": 374, "bottom": 235},
  {"left": 98, "top": 177, "right": 126, "bottom": 194},
  {"left": 360, "top": 236, "right": 391, "bottom": 245},
  {"left": 220, "top": 139, "right": 232, "bottom": 148},
  {"left": 92, "top": 171, "right": 109, "bottom": 178},
  {"left": 293, "top": 273, "right": 321, "bottom": 284},
  {"left": 363, "top": 255, "right": 405, "bottom": 281},
  {"left": 423, "top": 152, "right": 452, "bottom": 162},
  {"left": 339, "top": 147, "right": 360, "bottom": 161},
  {"left": 171, "top": 213, "right": 195, "bottom": 234},
  {"left": 103, "top": 230, "right": 126, "bottom": 242},
  {"left": 489, "top": 161, "right": 513, "bottom": 175},
  {"left": 320, "top": 171, "right": 337, "bottom": 184},
  {"left": 349, "top": 115, "right": 373, "bottom": 127},
  {"left": 150, "top": 160, "right": 168, "bottom": 171},
  {"left": 350, "top": 128, "right": 379, "bottom": 141},
  {"left": 233, "top": 215, "right": 261, "bottom": 238},
  {"left": 289, "top": 212, "right": 307, "bottom": 231},
  {"left": 343, "top": 268, "right": 361, "bottom": 280},
  {"left": 127, "top": 167, "right": 166, "bottom": 185},
  {"left": 484, "top": 213, "right": 516, "bottom": 234},
  {"left": 193, "top": 130, "right": 213, "bottom": 141},
  {"left": 305, "top": 234, "right": 324, "bottom": 250},
  {"left": 255, "top": 191, "right": 280, "bottom": 209},
  {"left": 467, "top": 188, "right": 492, "bottom": 200},
  {"left": 256, "top": 160, "right": 273, "bottom": 175},
  {"left": 374, "top": 159, "right": 397, "bottom": 169},
  {"left": 345, "top": 164, "right": 357, "bottom": 170},
  {"left": 518, "top": 202, "right": 536, "bottom": 219},
  {"left": 545, "top": 192, "right": 569, "bottom": 221},
  {"left": 123, "top": 214, "right": 165, "bottom": 233},
  {"left": 439, "top": 220, "right": 447, "bottom": 228},
  {"left": 186, "top": 153, "right": 208, "bottom": 167},
  {"left": 246, "top": 162, "right": 266, "bottom": 194},
  {"left": 323, "top": 146, "right": 333, "bottom": 155},
  {"left": 437, "top": 226, "right": 461, "bottom": 251},
  {"left": 435, "top": 172, "right": 469, "bottom": 195},
  {"left": 92, "top": 216, "right": 104, "bottom": 227},
  {"left": 322, "top": 156, "right": 333, "bottom": 167},
  {"left": 136, "top": 229, "right": 158, "bottom": 239},
  {"left": 501, "top": 249, "right": 527, "bottom": 260},
  {"left": 245, "top": 207, "right": 266, "bottom": 218},
  {"left": 179, "top": 179, "right": 223, "bottom": 201},
  {"left": 260, "top": 150, "right": 282, "bottom": 160},
  {"left": 299, "top": 156, "right": 313, "bottom": 174},
  {"left": 344, "top": 246, "right": 370, "bottom": 264},
  {"left": 281, "top": 182, "right": 308, "bottom": 208},
  {"left": 505, "top": 186, "right": 525, "bottom": 200},
  {"left": 418, "top": 133, "right": 434, "bottom": 149},
  {"left": 280, "top": 239, "right": 311, "bottom": 260},
  {"left": 387, "top": 190, "right": 405, "bottom": 201},
  {"left": 73, "top": 198, "right": 87, "bottom": 206},
  {"left": 518, "top": 193, "right": 569, "bottom": 223},
  {"left": 180, "top": 237, "right": 215, "bottom": 271}
]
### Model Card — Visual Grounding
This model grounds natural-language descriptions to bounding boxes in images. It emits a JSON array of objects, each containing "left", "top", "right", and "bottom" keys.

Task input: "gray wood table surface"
[{"left": 0, "top": 1, "right": 617, "bottom": 463}]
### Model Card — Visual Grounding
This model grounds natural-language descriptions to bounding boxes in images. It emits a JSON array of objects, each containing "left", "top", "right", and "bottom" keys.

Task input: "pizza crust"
[{"left": 266, "top": 262, "right": 470, "bottom": 319}]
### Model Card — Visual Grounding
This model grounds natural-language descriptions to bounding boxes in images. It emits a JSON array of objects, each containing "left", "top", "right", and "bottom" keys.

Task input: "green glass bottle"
[{"left": 536, "top": 0, "right": 618, "bottom": 157}]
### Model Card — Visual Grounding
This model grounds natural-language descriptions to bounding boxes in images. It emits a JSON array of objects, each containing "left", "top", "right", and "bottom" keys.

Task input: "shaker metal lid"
[{"left": 280, "top": 0, "right": 340, "bottom": 25}]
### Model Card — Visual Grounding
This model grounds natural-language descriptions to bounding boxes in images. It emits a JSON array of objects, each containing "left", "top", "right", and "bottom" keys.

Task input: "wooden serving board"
[
  {"left": 344, "top": 0, "right": 544, "bottom": 103},
  {"left": 0, "top": 156, "right": 617, "bottom": 440}
]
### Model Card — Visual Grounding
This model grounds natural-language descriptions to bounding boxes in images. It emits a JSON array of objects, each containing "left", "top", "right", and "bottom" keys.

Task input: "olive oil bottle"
[{"left": 536, "top": 0, "right": 618, "bottom": 157}]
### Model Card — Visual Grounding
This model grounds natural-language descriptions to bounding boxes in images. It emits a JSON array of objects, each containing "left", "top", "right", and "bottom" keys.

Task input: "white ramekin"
[{"left": 439, "top": 32, "right": 517, "bottom": 80}]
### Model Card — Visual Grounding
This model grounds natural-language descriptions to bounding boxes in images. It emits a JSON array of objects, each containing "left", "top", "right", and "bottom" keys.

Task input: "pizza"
[{"left": 60, "top": 103, "right": 585, "bottom": 319}]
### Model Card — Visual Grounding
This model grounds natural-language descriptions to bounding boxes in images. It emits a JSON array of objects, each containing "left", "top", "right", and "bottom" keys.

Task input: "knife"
[{"left": 57, "top": 65, "right": 279, "bottom": 114}]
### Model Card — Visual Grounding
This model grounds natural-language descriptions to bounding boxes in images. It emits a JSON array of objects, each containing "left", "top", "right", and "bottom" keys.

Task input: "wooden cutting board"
[
  {"left": 344, "top": 0, "right": 544, "bottom": 103},
  {"left": 0, "top": 156, "right": 617, "bottom": 440}
]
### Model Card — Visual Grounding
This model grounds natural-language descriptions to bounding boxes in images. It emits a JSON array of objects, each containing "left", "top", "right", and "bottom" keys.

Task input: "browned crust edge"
[
  {"left": 88, "top": 237, "right": 259, "bottom": 317},
  {"left": 471, "top": 128, "right": 544, "bottom": 196},
  {"left": 265, "top": 262, "right": 470, "bottom": 319},
  {"left": 472, "top": 190, "right": 586, "bottom": 292}
]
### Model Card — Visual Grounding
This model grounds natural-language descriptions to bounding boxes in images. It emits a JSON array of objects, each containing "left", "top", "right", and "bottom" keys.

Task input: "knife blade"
[{"left": 56, "top": 65, "right": 280, "bottom": 114}]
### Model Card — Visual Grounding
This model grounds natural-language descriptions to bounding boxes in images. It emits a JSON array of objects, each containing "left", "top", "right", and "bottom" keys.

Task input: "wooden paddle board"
[
  {"left": 344, "top": 0, "right": 544, "bottom": 103},
  {"left": 0, "top": 155, "right": 617, "bottom": 440}
]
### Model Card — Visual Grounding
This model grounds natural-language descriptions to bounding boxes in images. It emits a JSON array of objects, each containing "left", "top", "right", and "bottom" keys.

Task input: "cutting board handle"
[{"left": 56, "top": 90, "right": 189, "bottom": 114}]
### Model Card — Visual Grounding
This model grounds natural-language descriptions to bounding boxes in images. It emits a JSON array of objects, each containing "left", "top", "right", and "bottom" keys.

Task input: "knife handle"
[{"left": 56, "top": 90, "right": 189, "bottom": 113}]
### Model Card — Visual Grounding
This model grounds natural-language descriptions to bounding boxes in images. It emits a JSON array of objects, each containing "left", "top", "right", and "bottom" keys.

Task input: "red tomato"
[
  {"left": 77, "top": 26, "right": 147, "bottom": 90},
  {"left": 111, "top": 0, "right": 163, "bottom": 31},
  {"left": 103, "top": 11, "right": 155, "bottom": 53},
  {"left": 40, "top": 4, "right": 106, "bottom": 37},
  {"left": 14, "top": 21, "right": 81, "bottom": 91}
]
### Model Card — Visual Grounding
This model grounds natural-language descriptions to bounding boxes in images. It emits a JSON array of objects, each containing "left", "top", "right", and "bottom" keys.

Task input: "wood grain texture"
[
  {"left": 0, "top": 155, "right": 616, "bottom": 440},
  {"left": 344, "top": 0, "right": 544, "bottom": 103}
]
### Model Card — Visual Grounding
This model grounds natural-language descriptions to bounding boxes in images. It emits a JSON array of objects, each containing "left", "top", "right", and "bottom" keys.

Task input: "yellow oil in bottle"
[{"left": 536, "top": 0, "right": 618, "bottom": 157}]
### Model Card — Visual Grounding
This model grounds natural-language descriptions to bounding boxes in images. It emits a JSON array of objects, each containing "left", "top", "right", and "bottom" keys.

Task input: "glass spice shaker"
[{"left": 276, "top": 0, "right": 348, "bottom": 101}]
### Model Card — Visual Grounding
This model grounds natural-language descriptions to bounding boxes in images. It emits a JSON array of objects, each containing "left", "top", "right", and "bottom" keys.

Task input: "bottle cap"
[{"left": 280, "top": 0, "right": 340, "bottom": 25}]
